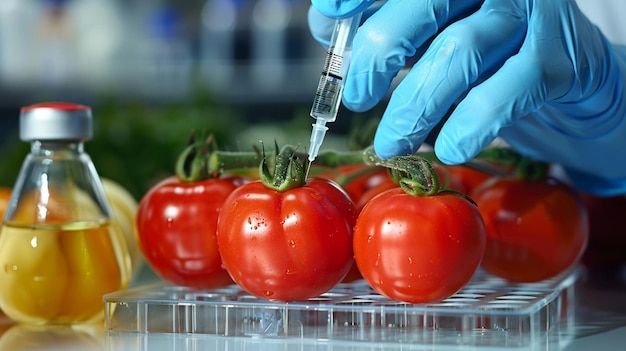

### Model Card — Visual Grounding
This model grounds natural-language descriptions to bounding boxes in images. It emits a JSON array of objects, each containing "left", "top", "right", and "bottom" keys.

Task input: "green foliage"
[
  {"left": 0, "top": 93, "right": 244, "bottom": 200},
  {"left": 88, "top": 98, "right": 244, "bottom": 200}
]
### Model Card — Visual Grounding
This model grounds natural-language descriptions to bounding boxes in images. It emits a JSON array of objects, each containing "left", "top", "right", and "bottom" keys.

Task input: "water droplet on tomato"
[
  {"left": 289, "top": 239, "right": 296, "bottom": 248},
  {"left": 367, "top": 235, "right": 373, "bottom": 243},
  {"left": 407, "top": 257, "right": 413, "bottom": 264},
  {"left": 264, "top": 290, "right": 274, "bottom": 297},
  {"left": 247, "top": 217, "right": 252, "bottom": 224}
]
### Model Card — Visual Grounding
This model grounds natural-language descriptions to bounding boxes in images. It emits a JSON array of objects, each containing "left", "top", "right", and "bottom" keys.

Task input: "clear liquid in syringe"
[{"left": 310, "top": 50, "right": 347, "bottom": 122}]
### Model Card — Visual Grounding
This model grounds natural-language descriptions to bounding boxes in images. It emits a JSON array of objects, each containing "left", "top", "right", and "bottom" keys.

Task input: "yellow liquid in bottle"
[{"left": 0, "top": 221, "right": 130, "bottom": 325}]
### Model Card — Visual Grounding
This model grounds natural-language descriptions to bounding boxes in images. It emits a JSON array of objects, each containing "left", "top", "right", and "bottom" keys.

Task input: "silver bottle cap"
[{"left": 20, "top": 102, "right": 93, "bottom": 141}]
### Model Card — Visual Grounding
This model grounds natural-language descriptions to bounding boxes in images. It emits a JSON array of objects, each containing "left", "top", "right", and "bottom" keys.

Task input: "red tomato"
[
  {"left": 216, "top": 177, "right": 357, "bottom": 301},
  {"left": 579, "top": 193, "right": 626, "bottom": 268},
  {"left": 471, "top": 177, "right": 588, "bottom": 282},
  {"left": 319, "top": 165, "right": 391, "bottom": 203},
  {"left": 341, "top": 262, "right": 365, "bottom": 283},
  {"left": 324, "top": 165, "right": 396, "bottom": 283},
  {"left": 343, "top": 167, "right": 391, "bottom": 202},
  {"left": 355, "top": 179, "right": 397, "bottom": 212},
  {"left": 445, "top": 165, "right": 493, "bottom": 195},
  {"left": 136, "top": 175, "right": 246, "bottom": 289},
  {"left": 354, "top": 188, "right": 486, "bottom": 303},
  {"left": 354, "top": 163, "right": 451, "bottom": 212}
]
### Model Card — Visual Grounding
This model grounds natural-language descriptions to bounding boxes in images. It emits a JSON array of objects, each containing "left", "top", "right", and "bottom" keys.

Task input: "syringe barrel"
[
  {"left": 311, "top": 74, "right": 345, "bottom": 122},
  {"left": 310, "top": 14, "right": 362, "bottom": 123}
]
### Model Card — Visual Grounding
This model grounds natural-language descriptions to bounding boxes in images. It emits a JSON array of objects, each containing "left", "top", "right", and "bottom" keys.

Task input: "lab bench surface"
[{"left": 0, "top": 265, "right": 625, "bottom": 351}]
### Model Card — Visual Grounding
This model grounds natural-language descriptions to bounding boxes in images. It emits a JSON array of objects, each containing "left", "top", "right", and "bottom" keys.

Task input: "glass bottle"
[{"left": 0, "top": 102, "right": 131, "bottom": 325}]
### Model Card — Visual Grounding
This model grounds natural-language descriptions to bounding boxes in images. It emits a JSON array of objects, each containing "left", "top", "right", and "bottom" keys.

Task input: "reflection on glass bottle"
[{"left": 0, "top": 102, "right": 131, "bottom": 325}]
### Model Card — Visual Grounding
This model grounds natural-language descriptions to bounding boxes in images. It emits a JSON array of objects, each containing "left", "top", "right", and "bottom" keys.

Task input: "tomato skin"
[
  {"left": 340, "top": 166, "right": 391, "bottom": 203},
  {"left": 471, "top": 177, "right": 589, "bottom": 282},
  {"left": 354, "top": 188, "right": 486, "bottom": 303},
  {"left": 323, "top": 165, "right": 395, "bottom": 283},
  {"left": 318, "top": 165, "right": 391, "bottom": 204},
  {"left": 136, "top": 175, "right": 246, "bottom": 289},
  {"left": 444, "top": 165, "right": 493, "bottom": 195},
  {"left": 353, "top": 164, "right": 455, "bottom": 213},
  {"left": 355, "top": 179, "right": 397, "bottom": 212},
  {"left": 216, "top": 177, "right": 357, "bottom": 301}
]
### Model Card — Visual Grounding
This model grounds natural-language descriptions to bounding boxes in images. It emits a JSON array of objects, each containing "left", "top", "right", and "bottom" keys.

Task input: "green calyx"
[
  {"left": 364, "top": 147, "right": 440, "bottom": 196},
  {"left": 363, "top": 147, "right": 475, "bottom": 203},
  {"left": 259, "top": 143, "right": 307, "bottom": 192},
  {"left": 367, "top": 151, "right": 440, "bottom": 196},
  {"left": 175, "top": 131, "right": 261, "bottom": 182},
  {"left": 175, "top": 132, "right": 217, "bottom": 182}
]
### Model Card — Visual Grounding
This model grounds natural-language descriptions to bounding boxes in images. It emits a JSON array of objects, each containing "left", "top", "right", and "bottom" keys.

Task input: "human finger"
[
  {"left": 343, "top": 0, "right": 483, "bottom": 112},
  {"left": 434, "top": 36, "right": 573, "bottom": 164},
  {"left": 372, "top": 3, "right": 525, "bottom": 159},
  {"left": 311, "top": 0, "right": 377, "bottom": 18}
]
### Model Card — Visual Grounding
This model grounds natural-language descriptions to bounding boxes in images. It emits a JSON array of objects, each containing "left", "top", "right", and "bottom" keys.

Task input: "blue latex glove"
[{"left": 309, "top": 0, "right": 626, "bottom": 195}]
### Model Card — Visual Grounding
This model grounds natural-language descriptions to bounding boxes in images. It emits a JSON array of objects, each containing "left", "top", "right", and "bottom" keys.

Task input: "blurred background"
[{"left": 0, "top": 0, "right": 379, "bottom": 199}]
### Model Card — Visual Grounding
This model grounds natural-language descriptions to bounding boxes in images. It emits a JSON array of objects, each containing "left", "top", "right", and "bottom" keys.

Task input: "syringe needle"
[{"left": 305, "top": 160, "right": 313, "bottom": 180}]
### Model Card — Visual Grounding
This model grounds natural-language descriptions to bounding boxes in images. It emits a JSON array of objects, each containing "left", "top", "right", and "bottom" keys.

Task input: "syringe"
[{"left": 307, "top": 13, "right": 363, "bottom": 173}]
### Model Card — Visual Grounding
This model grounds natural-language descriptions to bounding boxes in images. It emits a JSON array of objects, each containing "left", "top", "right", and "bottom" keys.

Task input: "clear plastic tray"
[{"left": 104, "top": 268, "right": 580, "bottom": 348}]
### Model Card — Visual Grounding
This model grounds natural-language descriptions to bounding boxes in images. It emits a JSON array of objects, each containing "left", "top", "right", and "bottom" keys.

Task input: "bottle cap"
[{"left": 20, "top": 102, "right": 93, "bottom": 141}]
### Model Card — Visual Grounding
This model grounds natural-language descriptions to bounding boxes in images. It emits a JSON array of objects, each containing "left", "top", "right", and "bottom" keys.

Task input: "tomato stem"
[
  {"left": 393, "top": 156, "right": 441, "bottom": 196},
  {"left": 363, "top": 148, "right": 441, "bottom": 196},
  {"left": 292, "top": 148, "right": 370, "bottom": 168},
  {"left": 473, "top": 147, "right": 549, "bottom": 181},
  {"left": 513, "top": 156, "right": 550, "bottom": 181},
  {"left": 475, "top": 147, "right": 522, "bottom": 168},
  {"left": 208, "top": 150, "right": 261, "bottom": 174},
  {"left": 259, "top": 143, "right": 307, "bottom": 191},
  {"left": 175, "top": 132, "right": 216, "bottom": 182}
]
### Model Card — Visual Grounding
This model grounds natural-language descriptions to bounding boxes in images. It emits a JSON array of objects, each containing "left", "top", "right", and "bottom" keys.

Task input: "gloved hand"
[{"left": 309, "top": 0, "right": 626, "bottom": 195}]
